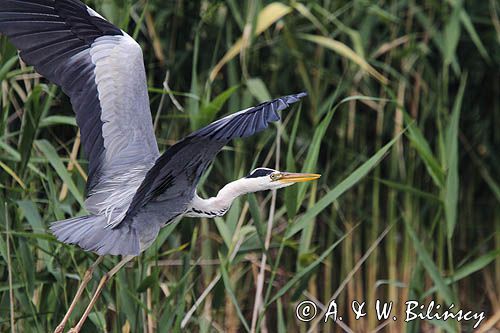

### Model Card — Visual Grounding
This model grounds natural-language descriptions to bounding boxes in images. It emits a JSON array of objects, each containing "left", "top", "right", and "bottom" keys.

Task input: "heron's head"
[{"left": 243, "top": 167, "right": 321, "bottom": 191}]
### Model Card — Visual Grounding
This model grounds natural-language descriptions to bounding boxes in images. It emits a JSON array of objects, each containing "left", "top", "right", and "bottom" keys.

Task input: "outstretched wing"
[
  {"left": 0, "top": 0, "right": 159, "bottom": 221},
  {"left": 120, "top": 93, "right": 307, "bottom": 226}
]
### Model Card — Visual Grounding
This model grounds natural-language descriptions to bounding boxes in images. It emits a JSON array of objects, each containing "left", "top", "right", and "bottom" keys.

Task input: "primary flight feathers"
[{"left": 0, "top": 0, "right": 158, "bottom": 195}]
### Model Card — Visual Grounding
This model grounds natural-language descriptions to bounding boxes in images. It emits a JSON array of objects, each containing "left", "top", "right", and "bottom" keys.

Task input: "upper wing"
[
  {"left": 0, "top": 0, "right": 159, "bottom": 200},
  {"left": 119, "top": 93, "right": 307, "bottom": 226}
]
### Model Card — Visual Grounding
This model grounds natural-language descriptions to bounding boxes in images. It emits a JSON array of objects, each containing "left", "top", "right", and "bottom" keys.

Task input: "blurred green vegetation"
[{"left": 0, "top": 0, "right": 499, "bottom": 332}]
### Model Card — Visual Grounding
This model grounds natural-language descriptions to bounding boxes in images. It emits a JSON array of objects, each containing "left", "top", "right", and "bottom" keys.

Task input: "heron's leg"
[
  {"left": 54, "top": 256, "right": 104, "bottom": 333},
  {"left": 69, "top": 255, "right": 134, "bottom": 333}
]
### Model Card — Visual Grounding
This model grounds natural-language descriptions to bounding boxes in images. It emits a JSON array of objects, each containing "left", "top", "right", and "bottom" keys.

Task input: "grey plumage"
[
  {"left": 50, "top": 215, "right": 141, "bottom": 255},
  {"left": 1, "top": 0, "right": 307, "bottom": 256}
]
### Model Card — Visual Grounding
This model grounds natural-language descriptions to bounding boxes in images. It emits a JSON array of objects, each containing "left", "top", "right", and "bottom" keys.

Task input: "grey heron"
[{"left": 0, "top": 0, "right": 319, "bottom": 331}]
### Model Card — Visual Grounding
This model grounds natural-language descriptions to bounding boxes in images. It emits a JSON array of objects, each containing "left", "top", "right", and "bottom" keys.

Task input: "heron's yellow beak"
[{"left": 278, "top": 172, "right": 321, "bottom": 183}]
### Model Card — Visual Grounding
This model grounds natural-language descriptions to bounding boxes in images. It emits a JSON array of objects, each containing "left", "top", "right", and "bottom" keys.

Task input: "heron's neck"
[{"left": 186, "top": 178, "right": 253, "bottom": 218}]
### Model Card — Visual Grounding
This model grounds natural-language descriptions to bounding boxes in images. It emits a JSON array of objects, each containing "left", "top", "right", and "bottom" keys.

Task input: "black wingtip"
[{"left": 281, "top": 92, "right": 307, "bottom": 104}]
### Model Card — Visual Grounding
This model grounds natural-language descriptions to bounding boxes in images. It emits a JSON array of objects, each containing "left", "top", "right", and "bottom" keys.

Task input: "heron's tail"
[{"left": 50, "top": 215, "right": 140, "bottom": 256}]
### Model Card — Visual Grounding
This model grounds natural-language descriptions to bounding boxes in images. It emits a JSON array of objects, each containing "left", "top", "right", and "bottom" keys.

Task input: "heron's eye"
[{"left": 270, "top": 173, "right": 282, "bottom": 181}]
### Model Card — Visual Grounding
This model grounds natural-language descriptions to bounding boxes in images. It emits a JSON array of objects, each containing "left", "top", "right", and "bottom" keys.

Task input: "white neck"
[{"left": 185, "top": 177, "right": 261, "bottom": 218}]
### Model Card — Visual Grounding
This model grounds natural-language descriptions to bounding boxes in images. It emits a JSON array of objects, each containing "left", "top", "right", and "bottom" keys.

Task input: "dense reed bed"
[{"left": 0, "top": 0, "right": 498, "bottom": 332}]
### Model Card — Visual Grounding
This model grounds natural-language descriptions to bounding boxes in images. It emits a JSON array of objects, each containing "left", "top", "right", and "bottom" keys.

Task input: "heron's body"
[
  {"left": 0, "top": 0, "right": 314, "bottom": 256},
  {"left": 0, "top": 1, "right": 320, "bottom": 330}
]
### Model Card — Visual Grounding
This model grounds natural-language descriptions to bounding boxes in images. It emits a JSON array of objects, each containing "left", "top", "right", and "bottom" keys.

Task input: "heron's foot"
[
  {"left": 53, "top": 324, "right": 65, "bottom": 333},
  {"left": 68, "top": 328, "right": 79, "bottom": 333}
]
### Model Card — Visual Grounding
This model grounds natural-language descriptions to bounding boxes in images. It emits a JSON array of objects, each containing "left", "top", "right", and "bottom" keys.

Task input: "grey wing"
[
  {"left": 119, "top": 93, "right": 307, "bottom": 228},
  {"left": 0, "top": 0, "right": 159, "bottom": 223}
]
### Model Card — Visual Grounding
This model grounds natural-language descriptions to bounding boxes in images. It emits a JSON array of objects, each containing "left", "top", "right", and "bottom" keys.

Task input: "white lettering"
[
  {"left": 324, "top": 300, "right": 338, "bottom": 322},
  {"left": 375, "top": 300, "right": 393, "bottom": 320},
  {"left": 405, "top": 301, "right": 419, "bottom": 322}
]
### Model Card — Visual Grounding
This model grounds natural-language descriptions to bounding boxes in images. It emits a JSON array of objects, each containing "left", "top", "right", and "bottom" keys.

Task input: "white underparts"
[{"left": 186, "top": 176, "right": 271, "bottom": 218}]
